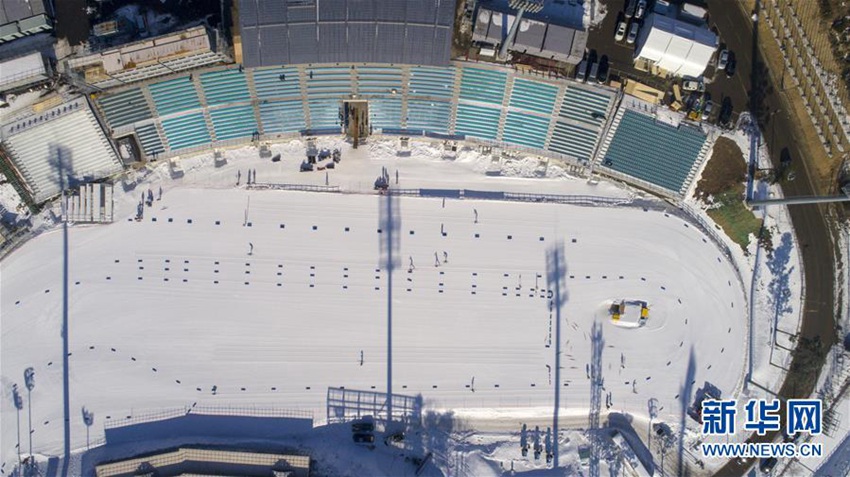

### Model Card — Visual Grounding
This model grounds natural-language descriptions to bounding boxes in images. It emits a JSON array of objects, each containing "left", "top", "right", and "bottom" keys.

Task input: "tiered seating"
[
  {"left": 160, "top": 113, "right": 211, "bottom": 151},
  {"left": 454, "top": 103, "right": 500, "bottom": 140},
  {"left": 509, "top": 78, "right": 559, "bottom": 115},
  {"left": 459, "top": 67, "right": 507, "bottom": 105},
  {"left": 408, "top": 67, "right": 455, "bottom": 98},
  {"left": 260, "top": 100, "right": 306, "bottom": 134},
  {"left": 200, "top": 69, "right": 250, "bottom": 106},
  {"left": 356, "top": 67, "right": 402, "bottom": 96},
  {"left": 603, "top": 110, "right": 707, "bottom": 193},
  {"left": 98, "top": 88, "right": 152, "bottom": 128},
  {"left": 547, "top": 122, "right": 597, "bottom": 161},
  {"left": 208, "top": 105, "right": 258, "bottom": 141},
  {"left": 502, "top": 112, "right": 549, "bottom": 149},
  {"left": 406, "top": 99, "right": 451, "bottom": 133},
  {"left": 253, "top": 67, "right": 301, "bottom": 99},
  {"left": 135, "top": 124, "right": 165, "bottom": 156},
  {"left": 559, "top": 86, "right": 613, "bottom": 127},
  {"left": 308, "top": 100, "right": 341, "bottom": 130},
  {"left": 148, "top": 77, "right": 202, "bottom": 116},
  {"left": 306, "top": 67, "right": 352, "bottom": 98},
  {"left": 368, "top": 98, "right": 402, "bottom": 129}
]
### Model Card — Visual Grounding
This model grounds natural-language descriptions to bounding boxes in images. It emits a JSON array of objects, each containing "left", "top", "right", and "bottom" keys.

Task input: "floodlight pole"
[{"left": 386, "top": 194, "right": 394, "bottom": 425}]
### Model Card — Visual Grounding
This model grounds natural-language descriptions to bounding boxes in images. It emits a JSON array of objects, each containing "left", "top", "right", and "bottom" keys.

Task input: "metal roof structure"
[
  {"left": 0, "top": 0, "right": 51, "bottom": 44},
  {"left": 0, "top": 0, "right": 47, "bottom": 25},
  {"left": 472, "top": 7, "right": 586, "bottom": 64},
  {"left": 633, "top": 13, "right": 717, "bottom": 78},
  {"left": 237, "top": 0, "right": 455, "bottom": 67}
]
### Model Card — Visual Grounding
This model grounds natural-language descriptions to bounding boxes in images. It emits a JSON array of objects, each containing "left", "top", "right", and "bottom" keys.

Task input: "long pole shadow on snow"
[
  {"left": 676, "top": 347, "right": 697, "bottom": 477},
  {"left": 589, "top": 321, "right": 604, "bottom": 477},
  {"left": 378, "top": 190, "right": 401, "bottom": 425},
  {"left": 545, "top": 241, "right": 568, "bottom": 468},
  {"left": 47, "top": 144, "right": 74, "bottom": 477}
]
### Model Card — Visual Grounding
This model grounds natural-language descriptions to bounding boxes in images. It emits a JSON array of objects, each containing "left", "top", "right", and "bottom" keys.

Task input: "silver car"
[{"left": 627, "top": 22, "right": 639, "bottom": 44}]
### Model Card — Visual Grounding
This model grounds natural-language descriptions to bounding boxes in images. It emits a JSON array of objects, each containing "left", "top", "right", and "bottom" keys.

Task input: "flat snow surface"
[{"left": 1, "top": 139, "right": 746, "bottom": 469}]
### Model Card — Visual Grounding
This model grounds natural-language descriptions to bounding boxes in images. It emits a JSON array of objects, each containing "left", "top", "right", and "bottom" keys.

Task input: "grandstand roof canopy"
[
  {"left": 634, "top": 13, "right": 717, "bottom": 78},
  {"left": 237, "top": 0, "right": 455, "bottom": 68}
]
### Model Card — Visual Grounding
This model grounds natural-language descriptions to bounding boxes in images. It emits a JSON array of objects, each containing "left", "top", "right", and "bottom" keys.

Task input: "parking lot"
[{"left": 585, "top": 0, "right": 744, "bottom": 126}]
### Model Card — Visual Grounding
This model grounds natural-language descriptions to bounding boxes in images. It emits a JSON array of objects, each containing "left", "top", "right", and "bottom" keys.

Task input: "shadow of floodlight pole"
[
  {"left": 379, "top": 191, "right": 401, "bottom": 425},
  {"left": 50, "top": 145, "right": 72, "bottom": 476},
  {"left": 546, "top": 242, "right": 567, "bottom": 468},
  {"left": 23, "top": 368, "right": 34, "bottom": 475},
  {"left": 12, "top": 383, "right": 23, "bottom": 471}
]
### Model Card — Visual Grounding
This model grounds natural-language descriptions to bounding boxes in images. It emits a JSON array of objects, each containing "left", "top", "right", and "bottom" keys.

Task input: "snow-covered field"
[{"left": 1, "top": 138, "right": 748, "bottom": 473}]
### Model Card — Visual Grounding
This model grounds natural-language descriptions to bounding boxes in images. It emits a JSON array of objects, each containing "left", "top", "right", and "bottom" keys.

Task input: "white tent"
[{"left": 634, "top": 13, "right": 717, "bottom": 78}]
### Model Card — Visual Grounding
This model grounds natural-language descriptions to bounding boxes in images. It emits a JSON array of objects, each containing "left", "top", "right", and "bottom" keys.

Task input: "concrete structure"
[
  {"left": 0, "top": 0, "right": 51, "bottom": 44},
  {"left": 473, "top": 7, "right": 586, "bottom": 64},
  {"left": 95, "top": 448, "right": 310, "bottom": 477},
  {"left": 0, "top": 52, "right": 49, "bottom": 93},
  {"left": 65, "top": 26, "right": 228, "bottom": 89},
  {"left": 633, "top": 13, "right": 717, "bottom": 78},
  {"left": 237, "top": 0, "right": 455, "bottom": 67}
]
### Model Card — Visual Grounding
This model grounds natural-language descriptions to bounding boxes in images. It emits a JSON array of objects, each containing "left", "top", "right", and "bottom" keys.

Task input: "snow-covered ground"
[{"left": 0, "top": 137, "right": 748, "bottom": 474}]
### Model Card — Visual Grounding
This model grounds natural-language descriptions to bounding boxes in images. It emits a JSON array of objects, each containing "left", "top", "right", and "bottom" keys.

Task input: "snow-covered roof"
[
  {"left": 0, "top": 52, "right": 46, "bottom": 92},
  {"left": 634, "top": 13, "right": 717, "bottom": 78},
  {"left": 0, "top": 97, "right": 123, "bottom": 203}
]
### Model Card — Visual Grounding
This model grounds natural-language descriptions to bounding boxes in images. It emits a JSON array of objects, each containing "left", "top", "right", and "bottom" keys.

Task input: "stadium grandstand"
[{"left": 0, "top": 0, "right": 719, "bottom": 206}]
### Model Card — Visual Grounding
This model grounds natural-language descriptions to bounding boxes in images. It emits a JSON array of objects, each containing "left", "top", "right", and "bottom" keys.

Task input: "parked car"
[
  {"left": 635, "top": 0, "right": 647, "bottom": 19},
  {"left": 725, "top": 52, "right": 737, "bottom": 77},
  {"left": 576, "top": 59, "right": 588, "bottom": 82},
  {"left": 597, "top": 56, "right": 610, "bottom": 84},
  {"left": 625, "top": 0, "right": 636, "bottom": 19},
  {"left": 702, "top": 101, "right": 713, "bottom": 121},
  {"left": 717, "top": 49, "right": 729, "bottom": 70},
  {"left": 759, "top": 457, "right": 777, "bottom": 473},
  {"left": 615, "top": 21, "right": 628, "bottom": 41},
  {"left": 718, "top": 97, "right": 734, "bottom": 127},
  {"left": 588, "top": 61, "right": 599, "bottom": 82},
  {"left": 682, "top": 80, "right": 704, "bottom": 92},
  {"left": 627, "top": 22, "right": 639, "bottom": 44}
]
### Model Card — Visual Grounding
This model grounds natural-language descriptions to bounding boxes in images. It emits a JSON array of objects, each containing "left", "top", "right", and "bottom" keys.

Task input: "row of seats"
[
  {"left": 408, "top": 67, "right": 455, "bottom": 98},
  {"left": 603, "top": 110, "right": 706, "bottom": 192},
  {"left": 406, "top": 100, "right": 451, "bottom": 133},
  {"left": 309, "top": 99, "right": 342, "bottom": 129},
  {"left": 200, "top": 69, "right": 251, "bottom": 106},
  {"left": 260, "top": 100, "right": 306, "bottom": 134},
  {"left": 559, "top": 86, "right": 613, "bottom": 127},
  {"left": 160, "top": 113, "right": 211, "bottom": 151},
  {"left": 306, "top": 67, "right": 353, "bottom": 98},
  {"left": 459, "top": 67, "right": 507, "bottom": 105},
  {"left": 135, "top": 124, "right": 165, "bottom": 156},
  {"left": 547, "top": 121, "right": 598, "bottom": 162},
  {"left": 253, "top": 67, "right": 301, "bottom": 99},
  {"left": 209, "top": 105, "right": 258, "bottom": 141},
  {"left": 98, "top": 87, "right": 152, "bottom": 128},
  {"left": 148, "top": 77, "right": 202, "bottom": 116},
  {"left": 502, "top": 112, "right": 549, "bottom": 149},
  {"left": 509, "top": 78, "right": 559, "bottom": 115},
  {"left": 356, "top": 67, "right": 403, "bottom": 96},
  {"left": 369, "top": 98, "right": 403, "bottom": 129},
  {"left": 454, "top": 103, "right": 500, "bottom": 140}
]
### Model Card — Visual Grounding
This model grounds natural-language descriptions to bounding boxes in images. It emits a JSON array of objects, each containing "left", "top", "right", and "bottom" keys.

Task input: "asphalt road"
[{"left": 707, "top": 1, "right": 838, "bottom": 475}]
